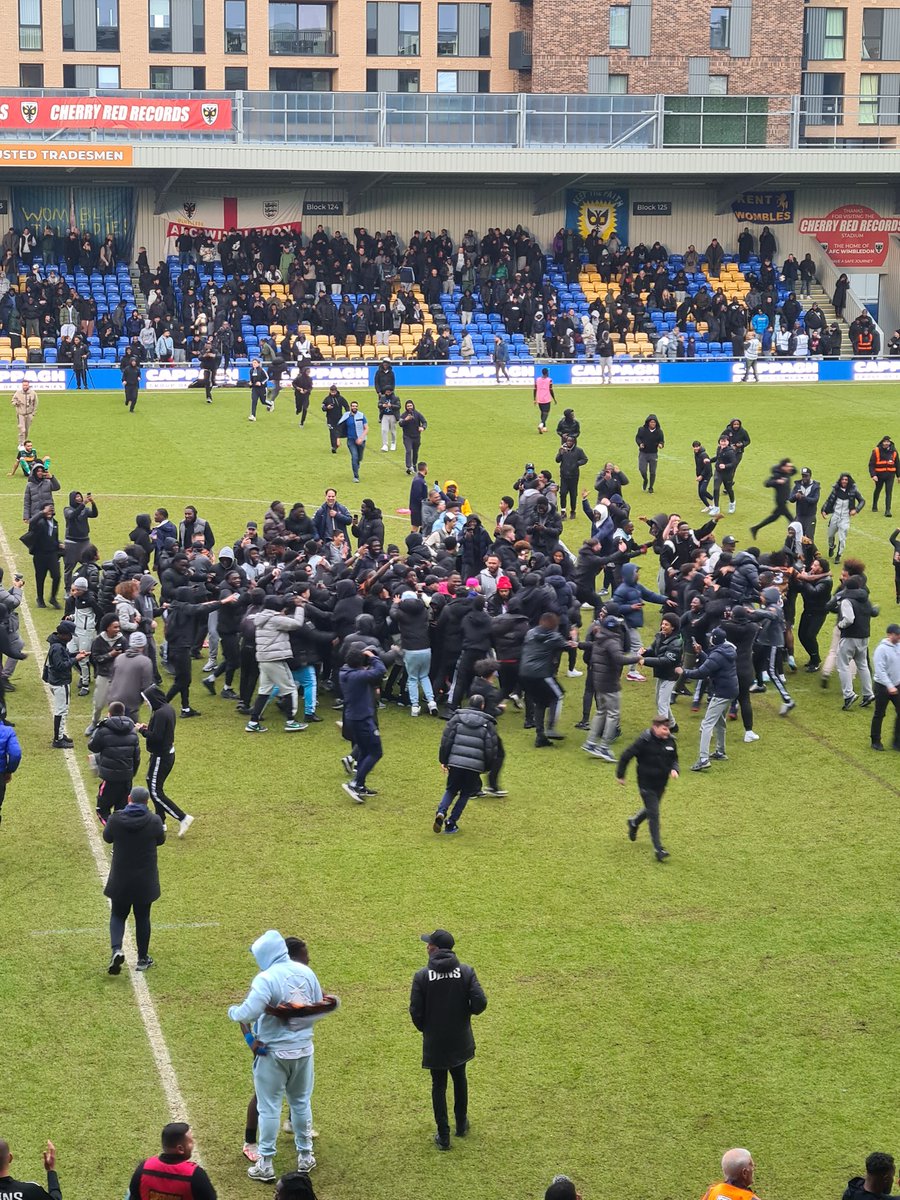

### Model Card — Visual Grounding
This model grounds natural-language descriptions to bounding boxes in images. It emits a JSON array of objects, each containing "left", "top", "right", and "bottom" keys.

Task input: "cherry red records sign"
[
  {"left": 0, "top": 97, "right": 232, "bottom": 132},
  {"left": 797, "top": 203, "right": 900, "bottom": 267}
]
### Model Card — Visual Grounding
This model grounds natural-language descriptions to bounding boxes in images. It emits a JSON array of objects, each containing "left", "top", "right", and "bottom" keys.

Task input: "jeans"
[
  {"left": 345, "top": 716, "right": 382, "bottom": 786},
  {"left": 437, "top": 766, "right": 481, "bottom": 826},
  {"left": 588, "top": 690, "right": 620, "bottom": 749},
  {"left": 348, "top": 438, "right": 366, "bottom": 479},
  {"left": 404, "top": 648, "right": 434, "bottom": 707},
  {"left": 431, "top": 1063, "right": 468, "bottom": 1136},
  {"left": 837, "top": 637, "right": 873, "bottom": 700},
  {"left": 699, "top": 696, "right": 731, "bottom": 759},
  {"left": 632, "top": 787, "right": 664, "bottom": 852},
  {"left": 291, "top": 665, "right": 317, "bottom": 715},
  {"left": 871, "top": 681, "right": 900, "bottom": 746},
  {"left": 253, "top": 1050, "right": 315, "bottom": 1160},
  {"left": 110, "top": 899, "right": 152, "bottom": 959}
]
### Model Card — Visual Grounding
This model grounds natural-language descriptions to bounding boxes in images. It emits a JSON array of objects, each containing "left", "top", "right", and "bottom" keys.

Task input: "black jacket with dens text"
[{"left": 409, "top": 948, "right": 487, "bottom": 1070}]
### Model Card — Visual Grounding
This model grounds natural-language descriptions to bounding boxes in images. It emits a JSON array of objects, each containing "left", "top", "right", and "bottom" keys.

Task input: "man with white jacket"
[
  {"left": 244, "top": 594, "right": 307, "bottom": 734},
  {"left": 228, "top": 929, "right": 340, "bottom": 1181}
]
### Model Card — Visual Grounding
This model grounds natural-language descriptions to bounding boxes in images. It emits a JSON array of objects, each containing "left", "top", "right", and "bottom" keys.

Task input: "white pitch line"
[
  {"left": 0, "top": 516, "right": 198, "bottom": 1146},
  {"left": 31, "top": 921, "right": 221, "bottom": 937}
]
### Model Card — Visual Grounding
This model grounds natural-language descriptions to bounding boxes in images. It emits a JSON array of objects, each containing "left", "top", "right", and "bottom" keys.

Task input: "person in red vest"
[
  {"left": 127, "top": 1123, "right": 216, "bottom": 1200},
  {"left": 869, "top": 434, "right": 898, "bottom": 518}
]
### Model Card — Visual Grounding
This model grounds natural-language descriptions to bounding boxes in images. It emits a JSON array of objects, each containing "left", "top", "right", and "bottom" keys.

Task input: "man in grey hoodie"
[{"left": 108, "top": 632, "right": 154, "bottom": 721}]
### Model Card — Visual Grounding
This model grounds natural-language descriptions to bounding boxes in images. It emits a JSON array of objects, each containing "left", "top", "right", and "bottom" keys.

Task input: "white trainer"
[
  {"left": 248, "top": 1158, "right": 275, "bottom": 1182},
  {"left": 296, "top": 1154, "right": 317, "bottom": 1173},
  {"left": 410, "top": 705, "right": 421, "bottom": 716},
  {"left": 743, "top": 730, "right": 760, "bottom": 742},
  {"left": 178, "top": 814, "right": 195, "bottom": 838}
]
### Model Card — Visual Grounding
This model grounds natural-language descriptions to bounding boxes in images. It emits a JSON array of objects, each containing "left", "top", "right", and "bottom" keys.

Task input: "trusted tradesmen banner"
[
  {"left": 731, "top": 190, "right": 795, "bottom": 225},
  {"left": 565, "top": 189, "right": 629, "bottom": 246}
]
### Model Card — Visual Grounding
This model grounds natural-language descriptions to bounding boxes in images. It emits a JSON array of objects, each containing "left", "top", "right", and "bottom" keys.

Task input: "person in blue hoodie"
[
  {"left": 612, "top": 562, "right": 669, "bottom": 680},
  {"left": 676, "top": 626, "right": 739, "bottom": 771},
  {"left": 0, "top": 718, "right": 22, "bottom": 828},
  {"left": 228, "top": 930, "right": 340, "bottom": 1182}
]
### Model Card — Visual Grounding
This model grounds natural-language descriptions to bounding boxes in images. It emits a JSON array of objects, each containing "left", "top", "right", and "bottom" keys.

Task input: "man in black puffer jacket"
[
  {"left": 409, "top": 928, "right": 487, "bottom": 1151},
  {"left": 617, "top": 715, "right": 679, "bottom": 861},
  {"left": 89, "top": 700, "right": 140, "bottom": 823},
  {"left": 433, "top": 694, "right": 498, "bottom": 834},
  {"left": 448, "top": 596, "right": 494, "bottom": 711}
]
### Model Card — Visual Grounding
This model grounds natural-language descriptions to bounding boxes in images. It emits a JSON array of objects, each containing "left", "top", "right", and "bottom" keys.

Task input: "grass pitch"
[{"left": 1, "top": 382, "right": 898, "bottom": 1200}]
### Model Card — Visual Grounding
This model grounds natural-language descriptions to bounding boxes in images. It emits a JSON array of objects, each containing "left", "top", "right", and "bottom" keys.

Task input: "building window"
[
  {"left": 269, "top": 3, "right": 335, "bottom": 55},
  {"left": 192, "top": 0, "right": 204, "bottom": 50},
  {"left": 366, "top": 68, "right": 420, "bottom": 90},
  {"left": 708, "top": 73, "right": 728, "bottom": 93},
  {"left": 97, "top": 64, "right": 120, "bottom": 86},
  {"left": 97, "top": 0, "right": 119, "bottom": 49},
  {"left": 478, "top": 4, "right": 490, "bottom": 54},
  {"left": 149, "top": 0, "right": 171, "bottom": 50},
  {"left": 436, "top": 68, "right": 489, "bottom": 90},
  {"left": 437, "top": 4, "right": 458, "bottom": 54},
  {"left": 150, "top": 65, "right": 173, "bottom": 87},
  {"left": 224, "top": 65, "right": 247, "bottom": 87},
  {"left": 62, "top": 0, "right": 74, "bottom": 49},
  {"left": 269, "top": 67, "right": 333, "bottom": 88},
  {"left": 19, "top": 0, "right": 42, "bottom": 50},
  {"left": 709, "top": 6, "right": 730, "bottom": 50},
  {"left": 225, "top": 0, "right": 247, "bottom": 51},
  {"left": 366, "top": 3, "right": 419, "bottom": 54},
  {"left": 608, "top": 72, "right": 628, "bottom": 92},
  {"left": 822, "top": 7, "right": 844, "bottom": 59},
  {"left": 608, "top": 6, "right": 629, "bottom": 48},
  {"left": 62, "top": 63, "right": 76, "bottom": 85},
  {"left": 20, "top": 62, "right": 44, "bottom": 85},
  {"left": 398, "top": 3, "right": 419, "bottom": 53},
  {"left": 862, "top": 8, "right": 882, "bottom": 60},
  {"left": 860, "top": 71, "right": 879, "bottom": 122},
  {"left": 191, "top": 65, "right": 206, "bottom": 85}
]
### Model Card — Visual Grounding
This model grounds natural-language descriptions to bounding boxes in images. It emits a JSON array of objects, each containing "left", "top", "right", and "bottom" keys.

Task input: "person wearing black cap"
[
  {"left": 617, "top": 715, "right": 679, "bottom": 861},
  {"left": 321, "top": 384, "right": 349, "bottom": 454},
  {"left": 790, "top": 468, "right": 820, "bottom": 539},
  {"left": 44, "top": 619, "right": 88, "bottom": 748},
  {"left": 409, "top": 929, "right": 487, "bottom": 1151},
  {"left": 103, "top": 785, "right": 165, "bottom": 973}
]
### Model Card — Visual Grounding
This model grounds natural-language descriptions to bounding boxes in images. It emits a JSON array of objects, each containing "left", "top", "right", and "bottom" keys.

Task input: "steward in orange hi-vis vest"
[{"left": 701, "top": 1182, "right": 762, "bottom": 1200}]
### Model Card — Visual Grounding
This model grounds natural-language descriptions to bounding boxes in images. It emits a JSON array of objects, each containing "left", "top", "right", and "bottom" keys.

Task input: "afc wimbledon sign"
[
  {"left": 0, "top": 98, "right": 232, "bottom": 132},
  {"left": 798, "top": 204, "right": 900, "bottom": 268}
]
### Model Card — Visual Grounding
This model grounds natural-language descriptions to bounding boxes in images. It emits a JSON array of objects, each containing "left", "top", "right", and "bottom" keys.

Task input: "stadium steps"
[{"left": 807, "top": 282, "right": 854, "bottom": 358}]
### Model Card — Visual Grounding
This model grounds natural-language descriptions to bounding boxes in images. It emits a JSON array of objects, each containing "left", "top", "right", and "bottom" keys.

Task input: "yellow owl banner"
[{"left": 565, "top": 189, "right": 629, "bottom": 245}]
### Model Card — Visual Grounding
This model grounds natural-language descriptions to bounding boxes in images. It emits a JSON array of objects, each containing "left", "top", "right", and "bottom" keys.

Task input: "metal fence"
[{"left": 3, "top": 88, "right": 890, "bottom": 149}]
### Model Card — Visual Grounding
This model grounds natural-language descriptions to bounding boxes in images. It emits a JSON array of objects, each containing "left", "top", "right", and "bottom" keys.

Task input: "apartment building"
[
  {"left": 517, "top": 0, "right": 806, "bottom": 94},
  {"left": 5, "top": 0, "right": 518, "bottom": 93},
  {"left": 803, "top": 0, "right": 900, "bottom": 141}
]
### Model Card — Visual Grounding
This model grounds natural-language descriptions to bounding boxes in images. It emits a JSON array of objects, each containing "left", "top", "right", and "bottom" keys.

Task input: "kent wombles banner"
[
  {"left": 731, "top": 190, "right": 795, "bottom": 225},
  {"left": 0, "top": 97, "right": 232, "bottom": 132},
  {"left": 165, "top": 194, "right": 304, "bottom": 244},
  {"left": 565, "top": 189, "right": 629, "bottom": 246}
]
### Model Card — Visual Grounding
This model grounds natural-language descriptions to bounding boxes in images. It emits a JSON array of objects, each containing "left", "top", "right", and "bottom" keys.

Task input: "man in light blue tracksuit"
[{"left": 228, "top": 929, "right": 340, "bottom": 1182}]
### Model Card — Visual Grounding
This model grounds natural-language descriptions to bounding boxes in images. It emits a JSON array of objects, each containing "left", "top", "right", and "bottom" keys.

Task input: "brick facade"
[{"left": 529, "top": 0, "right": 805, "bottom": 94}]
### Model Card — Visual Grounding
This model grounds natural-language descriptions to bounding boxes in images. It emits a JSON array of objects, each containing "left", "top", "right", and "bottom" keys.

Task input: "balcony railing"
[
  {"left": 2, "top": 88, "right": 899, "bottom": 149},
  {"left": 269, "top": 29, "right": 336, "bottom": 55}
]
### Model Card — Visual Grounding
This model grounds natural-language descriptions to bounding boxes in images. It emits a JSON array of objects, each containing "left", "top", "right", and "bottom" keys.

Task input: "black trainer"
[
  {"left": 434, "top": 1133, "right": 451, "bottom": 1151},
  {"left": 108, "top": 950, "right": 125, "bottom": 975},
  {"left": 627, "top": 818, "right": 638, "bottom": 842},
  {"left": 455, "top": 1119, "right": 470, "bottom": 1137}
]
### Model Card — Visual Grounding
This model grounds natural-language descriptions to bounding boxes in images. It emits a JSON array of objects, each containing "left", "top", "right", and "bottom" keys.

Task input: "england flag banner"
[{"left": 165, "top": 195, "right": 304, "bottom": 244}]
